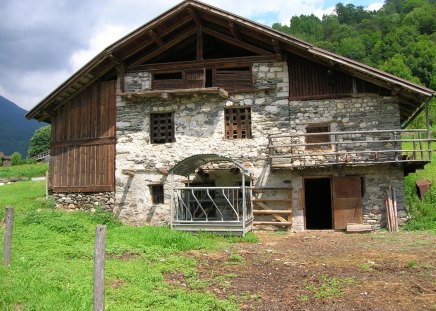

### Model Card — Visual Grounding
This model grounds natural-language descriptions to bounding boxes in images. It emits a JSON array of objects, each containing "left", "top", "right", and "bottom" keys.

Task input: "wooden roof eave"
[
  {"left": 309, "top": 47, "right": 436, "bottom": 98},
  {"left": 27, "top": 0, "right": 435, "bottom": 122},
  {"left": 26, "top": 1, "right": 194, "bottom": 121}
]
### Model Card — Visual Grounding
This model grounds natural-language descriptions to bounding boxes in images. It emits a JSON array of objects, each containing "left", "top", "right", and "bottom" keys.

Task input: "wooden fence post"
[
  {"left": 45, "top": 171, "right": 49, "bottom": 200},
  {"left": 93, "top": 225, "right": 106, "bottom": 311},
  {"left": 3, "top": 207, "right": 14, "bottom": 266}
]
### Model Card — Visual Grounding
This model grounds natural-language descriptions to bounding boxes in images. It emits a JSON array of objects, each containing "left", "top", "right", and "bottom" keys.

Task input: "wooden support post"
[
  {"left": 45, "top": 171, "right": 49, "bottom": 200},
  {"left": 3, "top": 207, "right": 14, "bottom": 266},
  {"left": 425, "top": 100, "right": 432, "bottom": 161},
  {"left": 197, "top": 27, "right": 203, "bottom": 61},
  {"left": 93, "top": 225, "right": 106, "bottom": 311}
]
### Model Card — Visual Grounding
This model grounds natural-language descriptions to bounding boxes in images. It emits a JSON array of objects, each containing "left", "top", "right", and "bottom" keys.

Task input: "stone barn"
[{"left": 27, "top": 0, "right": 434, "bottom": 235}]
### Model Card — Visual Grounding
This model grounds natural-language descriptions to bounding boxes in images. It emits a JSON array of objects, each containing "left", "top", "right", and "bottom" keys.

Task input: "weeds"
[
  {"left": 407, "top": 260, "right": 418, "bottom": 269},
  {"left": 302, "top": 274, "right": 356, "bottom": 300}
]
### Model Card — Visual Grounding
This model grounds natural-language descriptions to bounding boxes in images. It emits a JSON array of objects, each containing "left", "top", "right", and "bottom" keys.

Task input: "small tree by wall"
[
  {"left": 11, "top": 152, "right": 23, "bottom": 166},
  {"left": 27, "top": 125, "right": 51, "bottom": 159}
]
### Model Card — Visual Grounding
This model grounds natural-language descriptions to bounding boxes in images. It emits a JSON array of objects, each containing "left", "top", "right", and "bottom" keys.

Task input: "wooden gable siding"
[
  {"left": 49, "top": 80, "right": 116, "bottom": 193},
  {"left": 288, "top": 53, "right": 390, "bottom": 100}
]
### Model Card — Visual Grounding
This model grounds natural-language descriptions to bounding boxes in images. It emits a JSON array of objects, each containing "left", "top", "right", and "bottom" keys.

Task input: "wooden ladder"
[{"left": 252, "top": 187, "right": 292, "bottom": 227}]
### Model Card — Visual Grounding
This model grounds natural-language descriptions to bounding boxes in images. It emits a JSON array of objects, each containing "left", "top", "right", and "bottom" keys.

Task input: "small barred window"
[
  {"left": 150, "top": 112, "right": 175, "bottom": 144},
  {"left": 225, "top": 107, "right": 252, "bottom": 139}
]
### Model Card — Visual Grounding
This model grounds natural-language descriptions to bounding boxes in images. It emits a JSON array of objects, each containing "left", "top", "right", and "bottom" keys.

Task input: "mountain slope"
[{"left": 0, "top": 96, "right": 46, "bottom": 157}]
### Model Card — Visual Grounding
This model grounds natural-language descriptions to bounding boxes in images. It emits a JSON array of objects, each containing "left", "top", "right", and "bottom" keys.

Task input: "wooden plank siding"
[
  {"left": 288, "top": 53, "right": 390, "bottom": 99},
  {"left": 50, "top": 80, "right": 116, "bottom": 193}
]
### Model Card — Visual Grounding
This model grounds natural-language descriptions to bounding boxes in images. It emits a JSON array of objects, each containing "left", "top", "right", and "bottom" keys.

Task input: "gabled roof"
[{"left": 26, "top": 0, "right": 435, "bottom": 124}]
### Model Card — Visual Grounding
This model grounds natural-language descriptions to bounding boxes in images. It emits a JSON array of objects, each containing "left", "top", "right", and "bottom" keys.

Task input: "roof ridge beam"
[{"left": 189, "top": 7, "right": 201, "bottom": 26}]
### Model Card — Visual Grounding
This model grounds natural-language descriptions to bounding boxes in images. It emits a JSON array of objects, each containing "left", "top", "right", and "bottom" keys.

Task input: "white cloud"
[
  {"left": 367, "top": 2, "right": 383, "bottom": 11},
  {"left": 1, "top": 69, "right": 71, "bottom": 110},
  {"left": 313, "top": 6, "right": 336, "bottom": 19},
  {"left": 70, "top": 25, "right": 131, "bottom": 71}
]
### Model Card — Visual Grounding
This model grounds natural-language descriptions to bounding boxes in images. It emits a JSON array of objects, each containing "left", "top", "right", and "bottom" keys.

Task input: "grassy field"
[
  {"left": 0, "top": 181, "right": 256, "bottom": 310},
  {"left": 402, "top": 140, "right": 436, "bottom": 232},
  {"left": 0, "top": 163, "right": 49, "bottom": 180}
]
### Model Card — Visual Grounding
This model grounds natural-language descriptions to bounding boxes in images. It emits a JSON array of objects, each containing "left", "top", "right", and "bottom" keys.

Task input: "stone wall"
[
  {"left": 53, "top": 192, "right": 115, "bottom": 211},
  {"left": 115, "top": 61, "right": 289, "bottom": 225},
  {"left": 116, "top": 60, "right": 406, "bottom": 230}
]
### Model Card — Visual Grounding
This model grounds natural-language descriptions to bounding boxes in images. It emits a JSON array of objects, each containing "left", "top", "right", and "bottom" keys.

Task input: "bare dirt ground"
[{"left": 167, "top": 231, "right": 436, "bottom": 310}]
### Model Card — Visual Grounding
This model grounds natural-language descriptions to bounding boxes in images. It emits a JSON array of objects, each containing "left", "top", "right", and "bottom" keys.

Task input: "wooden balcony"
[{"left": 268, "top": 129, "right": 433, "bottom": 171}]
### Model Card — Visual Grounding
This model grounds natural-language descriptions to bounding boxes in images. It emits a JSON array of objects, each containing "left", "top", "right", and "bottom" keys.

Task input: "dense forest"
[{"left": 273, "top": 0, "right": 435, "bottom": 128}]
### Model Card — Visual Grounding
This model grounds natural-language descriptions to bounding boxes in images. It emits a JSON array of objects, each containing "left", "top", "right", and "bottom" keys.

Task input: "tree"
[{"left": 27, "top": 125, "right": 51, "bottom": 159}]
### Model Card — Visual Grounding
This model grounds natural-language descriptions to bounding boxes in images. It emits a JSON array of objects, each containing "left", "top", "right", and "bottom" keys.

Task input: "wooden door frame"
[{"left": 302, "top": 176, "right": 334, "bottom": 230}]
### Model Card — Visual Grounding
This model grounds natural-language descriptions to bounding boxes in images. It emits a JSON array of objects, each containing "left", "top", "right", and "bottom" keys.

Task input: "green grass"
[
  {"left": 302, "top": 274, "right": 356, "bottom": 300},
  {"left": 402, "top": 139, "right": 436, "bottom": 232},
  {"left": 0, "top": 181, "right": 250, "bottom": 310},
  {"left": 0, "top": 163, "right": 49, "bottom": 179}
]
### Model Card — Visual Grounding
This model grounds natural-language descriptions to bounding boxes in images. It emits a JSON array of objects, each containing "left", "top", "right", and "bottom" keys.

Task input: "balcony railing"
[{"left": 268, "top": 129, "right": 433, "bottom": 168}]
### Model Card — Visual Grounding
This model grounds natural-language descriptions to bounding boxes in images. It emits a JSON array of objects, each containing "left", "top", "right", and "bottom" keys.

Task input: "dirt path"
[{"left": 169, "top": 231, "right": 436, "bottom": 310}]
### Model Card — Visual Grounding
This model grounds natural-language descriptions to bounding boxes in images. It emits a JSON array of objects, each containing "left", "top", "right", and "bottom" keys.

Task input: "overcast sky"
[{"left": 0, "top": 0, "right": 383, "bottom": 111}]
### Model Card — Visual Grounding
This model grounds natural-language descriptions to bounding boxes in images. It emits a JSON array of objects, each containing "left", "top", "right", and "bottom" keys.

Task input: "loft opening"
[
  {"left": 306, "top": 124, "right": 331, "bottom": 149},
  {"left": 304, "top": 178, "right": 332, "bottom": 230},
  {"left": 150, "top": 184, "right": 164, "bottom": 204}
]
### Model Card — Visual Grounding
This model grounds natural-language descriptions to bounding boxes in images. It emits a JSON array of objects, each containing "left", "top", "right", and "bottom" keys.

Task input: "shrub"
[{"left": 11, "top": 152, "right": 23, "bottom": 165}]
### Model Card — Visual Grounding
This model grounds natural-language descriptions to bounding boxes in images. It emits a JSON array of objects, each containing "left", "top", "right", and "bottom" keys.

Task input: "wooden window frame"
[
  {"left": 305, "top": 124, "right": 331, "bottom": 149},
  {"left": 150, "top": 112, "right": 175, "bottom": 144},
  {"left": 150, "top": 184, "right": 164, "bottom": 204},
  {"left": 225, "top": 107, "right": 252, "bottom": 140}
]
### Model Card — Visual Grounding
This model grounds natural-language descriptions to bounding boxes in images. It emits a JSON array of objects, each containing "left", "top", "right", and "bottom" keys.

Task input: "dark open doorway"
[{"left": 305, "top": 178, "right": 332, "bottom": 229}]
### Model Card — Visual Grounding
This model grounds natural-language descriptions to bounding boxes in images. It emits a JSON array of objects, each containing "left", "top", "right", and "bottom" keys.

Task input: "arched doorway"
[{"left": 169, "top": 154, "right": 253, "bottom": 236}]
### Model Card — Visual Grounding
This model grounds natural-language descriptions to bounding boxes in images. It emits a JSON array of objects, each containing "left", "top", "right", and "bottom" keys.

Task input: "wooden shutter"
[{"left": 332, "top": 176, "right": 362, "bottom": 230}]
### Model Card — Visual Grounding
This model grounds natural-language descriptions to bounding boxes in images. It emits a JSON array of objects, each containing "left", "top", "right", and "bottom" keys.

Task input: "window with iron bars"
[
  {"left": 225, "top": 107, "right": 252, "bottom": 139},
  {"left": 150, "top": 112, "right": 175, "bottom": 144}
]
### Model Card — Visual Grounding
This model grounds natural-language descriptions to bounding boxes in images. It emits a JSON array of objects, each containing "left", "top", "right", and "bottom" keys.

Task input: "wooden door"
[{"left": 332, "top": 176, "right": 362, "bottom": 230}]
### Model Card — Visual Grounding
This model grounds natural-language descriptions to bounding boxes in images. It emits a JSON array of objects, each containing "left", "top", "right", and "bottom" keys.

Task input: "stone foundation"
[{"left": 53, "top": 192, "right": 115, "bottom": 211}]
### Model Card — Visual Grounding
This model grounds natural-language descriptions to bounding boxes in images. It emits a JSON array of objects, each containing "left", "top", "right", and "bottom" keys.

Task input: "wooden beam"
[
  {"left": 202, "top": 27, "right": 272, "bottom": 56},
  {"left": 197, "top": 27, "right": 203, "bottom": 61},
  {"left": 118, "top": 87, "right": 229, "bottom": 99},
  {"left": 189, "top": 8, "right": 201, "bottom": 26},
  {"left": 130, "top": 55, "right": 276, "bottom": 72},
  {"left": 131, "top": 27, "right": 197, "bottom": 66},
  {"left": 114, "top": 16, "right": 192, "bottom": 61},
  {"left": 272, "top": 39, "right": 282, "bottom": 61},
  {"left": 107, "top": 53, "right": 127, "bottom": 92},
  {"left": 228, "top": 21, "right": 240, "bottom": 39},
  {"left": 51, "top": 137, "right": 116, "bottom": 148},
  {"left": 148, "top": 30, "right": 164, "bottom": 47}
]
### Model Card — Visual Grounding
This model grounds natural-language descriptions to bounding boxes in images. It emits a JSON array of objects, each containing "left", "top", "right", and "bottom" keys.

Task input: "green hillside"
[{"left": 0, "top": 96, "right": 46, "bottom": 157}]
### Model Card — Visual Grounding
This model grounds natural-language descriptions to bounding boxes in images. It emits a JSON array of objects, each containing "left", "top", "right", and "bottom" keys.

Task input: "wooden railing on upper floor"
[{"left": 268, "top": 129, "right": 433, "bottom": 169}]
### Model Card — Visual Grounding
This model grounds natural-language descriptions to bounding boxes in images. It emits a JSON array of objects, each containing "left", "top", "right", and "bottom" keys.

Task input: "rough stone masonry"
[{"left": 110, "top": 61, "right": 406, "bottom": 230}]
